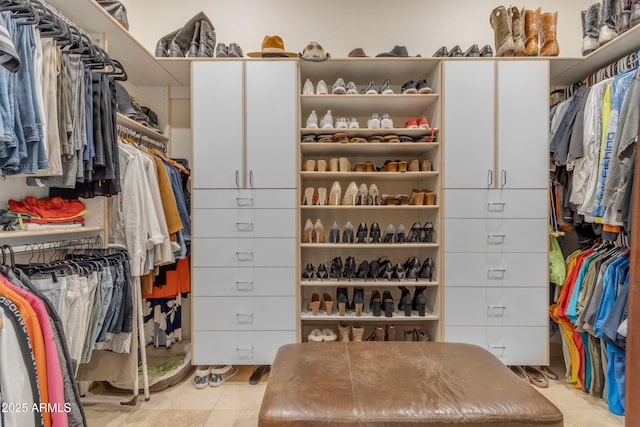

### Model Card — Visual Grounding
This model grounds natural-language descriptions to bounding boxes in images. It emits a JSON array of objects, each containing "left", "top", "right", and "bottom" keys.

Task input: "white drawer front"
[
  {"left": 193, "top": 296, "right": 296, "bottom": 331},
  {"left": 193, "top": 209, "right": 296, "bottom": 238},
  {"left": 444, "top": 287, "right": 548, "bottom": 326},
  {"left": 193, "top": 267, "right": 296, "bottom": 297},
  {"left": 444, "top": 218, "right": 547, "bottom": 253},
  {"left": 193, "top": 189, "right": 296, "bottom": 209},
  {"left": 444, "top": 252, "right": 547, "bottom": 287},
  {"left": 444, "top": 326, "right": 548, "bottom": 366},
  {"left": 444, "top": 189, "right": 547, "bottom": 219},
  {"left": 193, "top": 330, "right": 296, "bottom": 365},
  {"left": 193, "top": 238, "right": 296, "bottom": 267}
]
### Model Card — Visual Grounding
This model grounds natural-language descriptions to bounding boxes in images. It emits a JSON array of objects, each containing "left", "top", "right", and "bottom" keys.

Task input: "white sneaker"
[
  {"left": 346, "top": 81, "right": 358, "bottom": 94},
  {"left": 362, "top": 80, "right": 378, "bottom": 94},
  {"left": 316, "top": 79, "right": 328, "bottom": 95},
  {"left": 380, "top": 113, "right": 394, "bottom": 129},
  {"left": 335, "top": 117, "right": 348, "bottom": 129},
  {"left": 306, "top": 110, "right": 318, "bottom": 128},
  {"left": 320, "top": 110, "right": 333, "bottom": 129},
  {"left": 380, "top": 79, "right": 394, "bottom": 95},
  {"left": 302, "top": 79, "right": 314, "bottom": 95},
  {"left": 367, "top": 113, "right": 381, "bottom": 129},
  {"left": 349, "top": 117, "right": 360, "bottom": 129},
  {"left": 332, "top": 78, "right": 346, "bottom": 94},
  {"left": 209, "top": 365, "right": 239, "bottom": 387}
]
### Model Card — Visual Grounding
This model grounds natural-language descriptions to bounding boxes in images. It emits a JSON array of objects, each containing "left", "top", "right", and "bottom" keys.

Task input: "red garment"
[
  {"left": 8, "top": 197, "right": 86, "bottom": 223},
  {"left": 143, "top": 258, "right": 190, "bottom": 299}
]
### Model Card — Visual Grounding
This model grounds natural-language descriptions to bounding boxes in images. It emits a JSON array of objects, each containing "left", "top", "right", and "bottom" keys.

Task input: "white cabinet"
[{"left": 191, "top": 61, "right": 298, "bottom": 365}]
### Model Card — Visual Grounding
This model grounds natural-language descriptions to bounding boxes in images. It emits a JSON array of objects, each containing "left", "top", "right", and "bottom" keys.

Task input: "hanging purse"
[
  {"left": 155, "top": 11, "right": 215, "bottom": 58},
  {"left": 96, "top": 1, "right": 129, "bottom": 30}
]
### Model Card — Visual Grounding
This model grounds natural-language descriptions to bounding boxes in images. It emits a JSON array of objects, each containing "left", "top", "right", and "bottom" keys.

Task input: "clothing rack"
[
  {"left": 4, "top": 235, "right": 104, "bottom": 255},
  {"left": 117, "top": 123, "right": 168, "bottom": 153},
  {"left": 567, "top": 49, "right": 640, "bottom": 97}
]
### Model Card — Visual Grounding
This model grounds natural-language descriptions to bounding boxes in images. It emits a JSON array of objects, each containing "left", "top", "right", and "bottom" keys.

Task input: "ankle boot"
[
  {"left": 540, "top": 11, "right": 560, "bottom": 56},
  {"left": 621, "top": 0, "right": 633, "bottom": 32},
  {"left": 338, "top": 322, "right": 351, "bottom": 342},
  {"left": 490, "top": 6, "right": 515, "bottom": 57},
  {"left": 632, "top": 0, "right": 640, "bottom": 27},
  {"left": 598, "top": 0, "right": 619, "bottom": 46},
  {"left": 510, "top": 7, "right": 525, "bottom": 56},
  {"left": 352, "top": 288, "right": 364, "bottom": 316},
  {"left": 370, "top": 290, "right": 382, "bottom": 316},
  {"left": 386, "top": 325, "right": 397, "bottom": 341},
  {"left": 351, "top": 324, "right": 365, "bottom": 342},
  {"left": 524, "top": 7, "right": 541, "bottom": 56},
  {"left": 412, "top": 286, "right": 427, "bottom": 311},
  {"left": 337, "top": 286, "right": 349, "bottom": 315},
  {"left": 373, "top": 325, "right": 385, "bottom": 341},
  {"left": 398, "top": 286, "right": 412, "bottom": 316},
  {"left": 582, "top": 3, "right": 600, "bottom": 56}
]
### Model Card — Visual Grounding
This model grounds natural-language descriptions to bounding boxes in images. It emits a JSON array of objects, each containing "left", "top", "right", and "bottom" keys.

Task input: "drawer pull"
[
  {"left": 235, "top": 346, "right": 254, "bottom": 357},
  {"left": 488, "top": 344, "right": 507, "bottom": 350},
  {"left": 235, "top": 281, "right": 254, "bottom": 291},
  {"left": 249, "top": 170, "right": 254, "bottom": 187},
  {"left": 487, "top": 169, "right": 493, "bottom": 187},
  {"left": 488, "top": 305, "right": 507, "bottom": 310},
  {"left": 236, "top": 197, "right": 254, "bottom": 206},
  {"left": 487, "top": 202, "right": 506, "bottom": 212},
  {"left": 235, "top": 313, "right": 254, "bottom": 323},
  {"left": 500, "top": 169, "right": 507, "bottom": 187},
  {"left": 236, "top": 251, "right": 254, "bottom": 261},
  {"left": 235, "top": 170, "right": 240, "bottom": 188},
  {"left": 487, "top": 234, "right": 506, "bottom": 244},
  {"left": 236, "top": 222, "right": 254, "bottom": 231},
  {"left": 487, "top": 269, "right": 506, "bottom": 279}
]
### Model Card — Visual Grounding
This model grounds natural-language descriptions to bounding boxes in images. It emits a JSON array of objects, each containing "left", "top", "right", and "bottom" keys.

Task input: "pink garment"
[{"left": 1, "top": 274, "right": 69, "bottom": 427}]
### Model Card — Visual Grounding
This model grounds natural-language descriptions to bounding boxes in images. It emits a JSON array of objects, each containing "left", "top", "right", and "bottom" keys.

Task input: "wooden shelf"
[
  {"left": 300, "top": 94, "right": 438, "bottom": 116},
  {"left": 300, "top": 243, "right": 439, "bottom": 249},
  {"left": 300, "top": 171, "right": 438, "bottom": 180},
  {"left": 300, "top": 127, "right": 438, "bottom": 137},
  {"left": 300, "top": 204, "right": 440, "bottom": 210},
  {"left": 0, "top": 226, "right": 104, "bottom": 240},
  {"left": 116, "top": 113, "right": 169, "bottom": 142},
  {"left": 300, "top": 280, "right": 439, "bottom": 287},
  {"left": 300, "top": 142, "right": 439, "bottom": 156},
  {"left": 300, "top": 311, "right": 438, "bottom": 321}
]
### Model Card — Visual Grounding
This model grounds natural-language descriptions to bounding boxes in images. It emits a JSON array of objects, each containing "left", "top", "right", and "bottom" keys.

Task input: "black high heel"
[
  {"left": 369, "top": 222, "right": 381, "bottom": 243},
  {"left": 302, "top": 263, "right": 315, "bottom": 280},
  {"left": 395, "top": 224, "right": 406, "bottom": 243},
  {"left": 343, "top": 256, "right": 356, "bottom": 281},
  {"left": 330, "top": 257, "right": 343, "bottom": 279},
  {"left": 337, "top": 287, "right": 349, "bottom": 316},
  {"left": 418, "top": 257, "right": 434, "bottom": 281},
  {"left": 328, "top": 221, "right": 340, "bottom": 243},
  {"left": 317, "top": 263, "right": 328, "bottom": 280},
  {"left": 414, "top": 287, "right": 427, "bottom": 317},
  {"left": 343, "top": 221, "right": 355, "bottom": 243},
  {"left": 368, "top": 259, "right": 380, "bottom": 280},
  {"left": 422, "top": 222, "right": 434, "bottom": 243},
  {"left": 398, "top": 286, "right": 412, "bottom": 316},
  {"left": 412, "top": 286, "right": 427, "bottom": 311},
  {"left": 352, "top": 287, "right": 364, "bottom": 316},
  {"left": 356, "top": 222, "right": 368, "bottom": 243},
  {"left": 382, "top": 290, "right": 394, "bottom": 317},
  {"left": 370, "top": 290, "right": 382, "bottom": 316},
  {"left": 393, "top": 263, "right": 405, "bottom": 280},
  {"left": 356, "top": 260, "right": 370, "bottom": 280},
  {"left": 382, "top": 224, "right": 395, "bottom": 243},
  {"left": 381, "top": 262, "right": 394, "bottom": 280},
  {"left": 403, "top": 257, "right": 420, "bottom": 281},
  {"left": 407, "top": 222, "right": 422, "bottom": 242}
]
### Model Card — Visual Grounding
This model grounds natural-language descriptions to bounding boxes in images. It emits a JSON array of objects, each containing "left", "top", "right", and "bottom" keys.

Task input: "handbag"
[
  {"left": 549, "top": 227, "right": 566, "bottom": 286},
  {"left": 155, "top": 12, "right": 215, "bottom": 58},
  {"left": 96, "top": 1, "right": 129, "bottom": 30}
]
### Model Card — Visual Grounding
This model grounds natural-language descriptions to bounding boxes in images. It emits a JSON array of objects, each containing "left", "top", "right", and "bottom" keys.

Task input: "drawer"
[
  {"left": 193, "top": 208, "right": 296, "bottom": 238},
  {"left": 193, "top": 189, "right": 296, "bottom": 209},
  {"left": 193, "top": 296, "right": 296, "bottom": 331},
  {"left": 444, "top": 287, "right": 548, "bottom": 327},
  {"left": 444, "top": 326, "right": 548, "bottom": 366},
  {"left": 444, "top": 252, "right": 548, "bottom": 287},
  {"left": 192, "top": 238, "right": 296, "bottom": 267},
  {"left": 192, "top": 330, "right": 296, "bottom": 365},
  {"left": 192, "top": 267, "right": 296, "bottom": 297},
  {"left": 444, "top": 189, "right": 547, "bottom": 219},
  {"left": 444, "top": 218, "right": 547, "bottom": 253}
]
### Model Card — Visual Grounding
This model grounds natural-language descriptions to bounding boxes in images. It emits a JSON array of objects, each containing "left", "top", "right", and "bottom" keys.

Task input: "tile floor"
[{"left": 84, "top": 351, "right": 626, "bottom": 427}]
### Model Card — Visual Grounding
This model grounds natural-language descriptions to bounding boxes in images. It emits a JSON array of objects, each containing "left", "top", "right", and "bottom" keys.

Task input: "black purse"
[
  {"left": 155, "top": 11, "right": 215, "bottom": 58},
  {"left": 96, "top": 1, "right": 129, "bottom": 30}
]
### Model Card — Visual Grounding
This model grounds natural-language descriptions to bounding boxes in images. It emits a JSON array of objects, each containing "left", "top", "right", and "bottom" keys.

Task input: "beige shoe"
[
  {"left": 490, "top": 6, "right": 515, "bottom": 57},
  {"left": 302, "top": 218, "right": 313, "bottom": 243},
  {"left": 317, "top": 159, "right": 328, "bottom": 172},
  {"left": 304, "top": 159, "right": 316, "bottom": 171},
  {"left": 368, "top": 184, "right": 380, "bottom": 205},
  {"left": 308, "top": 328, "right": 324, "bottom": 342},
  {"left": 338, "top": 322, "right": 351, "bottom": 342},
  {"left": 339, "top": 157, "right": 352, "bottom": 172},
  {"left": 511, "top": 7, "right": 525, "bottom": 56},
  {"left": 322, "top": 293, "right": 334, "bottom": 315},
  {"left": 322, "top": 328, "right": 337, "bottom": 342},
  {"left": 352, "top": 324, "right": 365, "bottom": 342},
  {"left": 302, "top": 187, "right": 315, "bottom": 205},
  {"left": 329, "top": 157, "right": 339, "bottom": 172},
  {"left": 356, "top": 183, "right": 369, "bottom": 206},
  {"left": 309, "top": 293, "right": 321, "bottom": 315},
  {"left": 313, "top": 219, "right": 325, "bottom": 243},
  {"left": 329, "top": 181, "right": 342, "bottom": 205},
  {"left": 342, "top": 181, "right": 359, "bottom": 205},
  {"left": 316, "top": 187, "right": 328, "bottom": 205}
]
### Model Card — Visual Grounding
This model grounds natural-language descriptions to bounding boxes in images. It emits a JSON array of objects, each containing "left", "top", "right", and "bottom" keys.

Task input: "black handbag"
[
  {"left": 96, "top": 1, "right": 129, "bottom": 30},
  {"left": 155, "top": 11, "right": 215, "bottom": 58}
]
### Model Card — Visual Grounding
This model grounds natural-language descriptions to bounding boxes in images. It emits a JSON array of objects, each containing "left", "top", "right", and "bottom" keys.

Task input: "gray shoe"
[
  {"left": 228, "top": 43, "right": 243, "bottom": 57},
  {"left": 215, "top": 43, "right": 228, "bottom": 58}
]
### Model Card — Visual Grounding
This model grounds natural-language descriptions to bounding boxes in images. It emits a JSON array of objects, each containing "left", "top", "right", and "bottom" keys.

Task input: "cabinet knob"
[
  {"left": 487, "top": 202, "right": 506, "bottom": 212},
  {"left": 236, "top": 222, "right": 254, "bottom": 231},
  {"left": 486, "top": 234, "right": 506, "bottom": 244},
  {"left": 235, "top": 313, "right": 254, "bottom": 323},
  {"left": 236, "top": 251, "right": 254, "bottom": 261},
  {"left": 236, "top": 197, "right": 254, "bottom": 206},
  {"left": 235, "top": 281, "right": 254, "bottom": 291}
]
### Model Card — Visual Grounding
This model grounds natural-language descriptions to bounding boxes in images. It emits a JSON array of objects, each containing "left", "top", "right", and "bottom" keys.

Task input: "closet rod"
[
  {"left": 5, "top": 235, "right": 103, "bottom": 254},
  {"left": 117, "top": 124, "right": 168, "bottom": 153},
  {"left": 567, "top": 48, "right": 640, "bottom": 97}
]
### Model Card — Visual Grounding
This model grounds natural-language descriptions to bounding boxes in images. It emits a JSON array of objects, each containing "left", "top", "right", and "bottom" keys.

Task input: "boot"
[
  {"left": 511, "top": 7, "right": 526, "bottom": 56},
  {"left": 351, "top": 324, "right": 365, "bottom": 342},
  {"left": 386, "top": 325, "right": 397, "bottom": 341},
  {"left": 490, "top": 6, "right": 515, "bottom": 56},
  {"left": 540, "top": 12, "right": 560, "bottom": 56},
  {"left": 620, "top": 0, "right": 633, "bottom": 33},
  {"left": 598, "top": 0, "right": 619, "bottom": 46},
  {"left": 582, "top": 3, "right": 601, "bottom": 55},
  {"left": 524, "top": 8, "right": 541, "bottom": 56},
  {"left": 632, "top": 0, "right": 640, "bottom": 27},
  {"left": 373, "top": 325, "right": 385, "bottom": 341},
  {"left": 338, "top": 322, "right": 351, "bottom": 342}
]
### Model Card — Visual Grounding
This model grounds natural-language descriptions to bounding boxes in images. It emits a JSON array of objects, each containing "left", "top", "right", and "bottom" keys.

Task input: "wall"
[{"left": 122, "top": 0, "right": 592, "bottom": 60}]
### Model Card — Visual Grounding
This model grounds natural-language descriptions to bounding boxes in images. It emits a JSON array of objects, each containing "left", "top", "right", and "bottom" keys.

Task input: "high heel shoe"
[
  {"left": 393, "top": 263, "right": 405, "bottom": 280},
  {"left": 365, "top": 162, "right": 376, "bottom": 172},
  {"left": 355, "top": 183, "right": 368, "bottom": 205},
  {"left": 313, "top": 219, "right": 325, "bottom": 243},
  {"left": 329, "top": 181, "right": 342, "bottom": 205},
  {"left": 352, "top": 287, "right": 364, "bottom": 316},
  {"left": 302, "top": 187, "right": 315, "bottom": 205},
  {"left": 369, "top": 222, "right": 381, "bottom": 243},
  {"left": 302, "top": 219, "right": 314, "bottom": 243},
  {"left": 408, "top": 189, "right": 425, "bottom": 205},
  {"left": 370, "top": 290, "right": 382, "bottom": 316},
  {"left": 369, "top": 259, "right": 380, "bottom": 280},
  {"left": 337, "top": 287, "right": 349, "bottom": 315},
  {"left": 418, "top": 258, "right": 434, "bottom": 281},
  {"left": 304, "top": 160, "right": 316, "bottom": 171},
  {"left": 328, "top": 222, "right": 340, "bottom": 243},
  {"left": 316, "top": 187, "right": 328, "bottom": 206},
  {"left": 382, "top": 224, "right": 395, "bottom": 243},
  {"left": 317, "top": 159, "right": 328, "bottom": 172},
  {"left": 356, "top": 260, "right": 370, "bottom": 280},
  {"left": 339, "top": 157, "right": 352, "bottom": 172},
  {"left": 309, "top": 292, "right": 321, "bottom": 315},
  {"left": 407, "top": 222, "right": 422, "bottom": 242},
  {"left": 342, "top": 181, "right": 358, "bottom": 205},
  {"left": 322, "top": 293, "right": 334, "bottom": 315},
  {"left": 317, "top": 263, "right": 328, "bottom": 280},
  {"left": 398, "top": 286, "right": 412, "bottom": 316},
  {"left": 414, "top": 287, "right": 427, "bottom": 317},
  {"left": 395, "top": 224, "right": 406, "bottom": 243},
  {"left": 368, "top": 184, "right": 381, "bottom": 205},
  {"left": 356, "top": 222, "right": 368, "bottom": 243},
  {"left": 403, "top": 257, "right": 421, "bottom": 281},
  {"left": 397, "top": 160, "right": 408, "bottom": 172},
  {"left": 330, "top": 257, "right": 343, "bottom": 279},
  {"left": 343, "top": 256, "right": 356, "bottom": 281},
  {"left": 343, "top": 221, "right": 355, "bottom": 243},
  {"left": 422, "top": 221, "right": 434, "bottom": 243},
  {"left": 382, "top": 290, "right": 394, "bottom": 317},
  {"left": 302, "top": 263, "right": 315, "bottom": 280},
  {"left": 381, "top": 262, "right": 395, "bottom": 280},
  {"left": 383, "top": 160, "right": 398, "bottom": 172},
  {"left": 329, "top": 158, "right": 339, "bottom": 172},
  {"left": 412, "top": 286, "right": 427, "bottom": 311}
]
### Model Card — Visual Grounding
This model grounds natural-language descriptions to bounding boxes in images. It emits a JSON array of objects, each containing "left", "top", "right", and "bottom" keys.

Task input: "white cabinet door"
[
  {"left": 444, "top": 189, "right": 548, "bottom": 219},
  {"left": 443, "top": 61, "right": 495, "bottom": 189},
  {"left": 246, "top": 61, "right": 297, "bottom": 189},
  {"left": 497, "top": 61, "right": 549, "bottom": 189},
  {"left": 192, "top": 61, "right": 244, "bottom": 189}
]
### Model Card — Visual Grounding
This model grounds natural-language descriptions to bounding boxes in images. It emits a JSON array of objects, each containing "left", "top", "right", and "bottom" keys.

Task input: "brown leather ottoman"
[{"left": 259, "top": 342, "right": 563, "bottom": 427}]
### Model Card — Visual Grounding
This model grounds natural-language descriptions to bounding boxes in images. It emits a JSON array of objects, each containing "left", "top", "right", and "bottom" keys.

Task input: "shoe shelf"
[
  {"left": 299, "top": 280, "right": 439, "bottom": 287},
  {"left": 300, "top": 171, "right": 438, "bottom": 180},
  {"left": 300, "top": 94, "right": 438, "bottom": 115},
  {"left": 300, "top": 205, "right": 440, "bottom": 210},
  {"left": 300, "top": 311, "right": 438, "bottom": 322},
  {"left": 299, "top": 128, "right": 438, "bottom": 137},
  {"left": 300, "top": 243, "right": 439, "bottom": 249},
  {"left": 300, "top": 142, "right": 439, "bottom": 156}
]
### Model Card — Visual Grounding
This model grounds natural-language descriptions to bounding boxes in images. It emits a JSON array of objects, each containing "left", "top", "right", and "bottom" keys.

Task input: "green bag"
[{"left": 549, "top": 229, "right": 566, "bottom": 286}]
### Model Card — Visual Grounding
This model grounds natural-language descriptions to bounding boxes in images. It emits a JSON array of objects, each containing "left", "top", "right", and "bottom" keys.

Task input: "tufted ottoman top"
[{"left": 259, "top": 342, "right": 563, "bottom": 427}]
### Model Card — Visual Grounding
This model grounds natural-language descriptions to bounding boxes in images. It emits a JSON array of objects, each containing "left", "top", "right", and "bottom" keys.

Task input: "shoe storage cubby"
[{"left": 298, "top": 58, "right": 442, "bottom": 343}]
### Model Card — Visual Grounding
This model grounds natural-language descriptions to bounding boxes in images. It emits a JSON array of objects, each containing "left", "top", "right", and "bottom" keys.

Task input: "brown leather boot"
[
  {"left": 540, "top": 11, "right": 560, "bottom": 56},
  {"left": 386, "top": 325, "right": 397, "bottom": 341},
  {"left": 490, "top": 6, "right": 515, "bottom": 56},
  {"left": 373, "top": 326, "right": 385, "bottom": 341},
  {"left": 524, "top": 7, "right": 541, "bottom": 56},
  {"left": 511, "top": 7, "right": 525, "bottom": 56}
]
